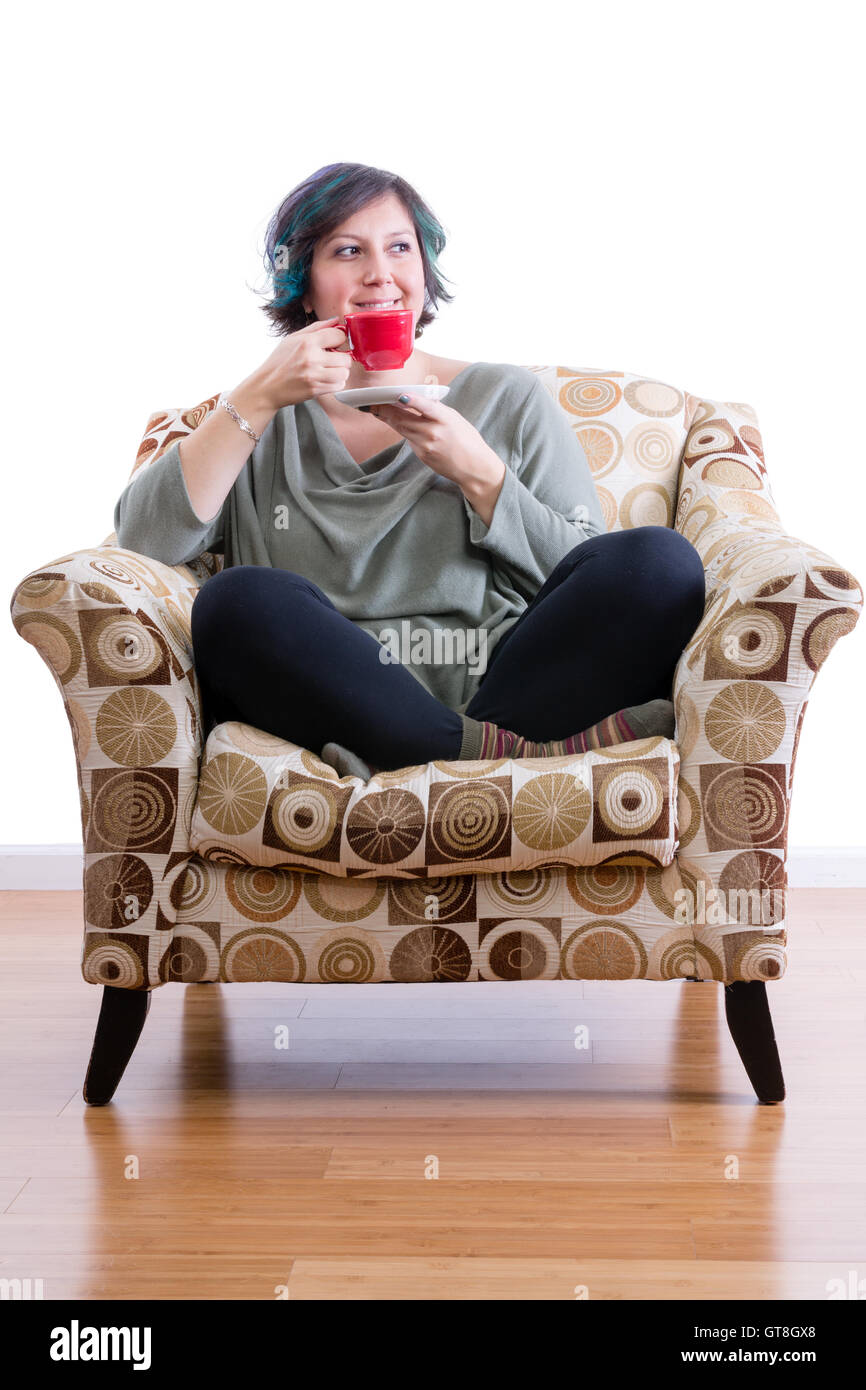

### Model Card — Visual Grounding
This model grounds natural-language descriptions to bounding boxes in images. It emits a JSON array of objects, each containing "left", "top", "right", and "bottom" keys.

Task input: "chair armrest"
[
  {"left": 671, "top": 401, "right": 862, "bottom": 957},
  {"left": 10, "top": 543, "right": 209, "bottom": 959}
]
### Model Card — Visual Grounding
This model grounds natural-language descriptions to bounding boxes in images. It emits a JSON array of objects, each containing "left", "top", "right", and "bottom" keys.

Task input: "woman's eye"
[{"left": 336, "top": 242, "right": 411, "bottom": 256}]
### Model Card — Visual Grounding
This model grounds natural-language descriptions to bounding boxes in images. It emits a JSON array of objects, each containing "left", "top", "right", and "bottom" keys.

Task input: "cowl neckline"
[{"left": 305, "top": 362, "right": 482, "bottom": 485}]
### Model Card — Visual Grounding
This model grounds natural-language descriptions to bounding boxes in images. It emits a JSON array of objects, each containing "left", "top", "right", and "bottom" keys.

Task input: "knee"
[
  {"left": 619, "top": 526, "right": 706, "bottom": 623},
  {"left": 190, "top": 565, "right": 328, "bottom": 650},
  {"left": 191, "top": 566, "right": 265, "bottom": 649}
]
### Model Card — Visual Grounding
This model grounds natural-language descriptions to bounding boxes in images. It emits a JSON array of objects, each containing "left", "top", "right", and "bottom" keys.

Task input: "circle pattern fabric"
[{"left": 512, "top": 773, "right": 591, "bottom": 850}]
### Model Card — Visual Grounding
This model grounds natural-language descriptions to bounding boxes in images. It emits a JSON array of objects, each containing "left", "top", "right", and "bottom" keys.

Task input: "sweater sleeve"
[
  {"left": 461, "top": 375, "right": 607, "bottom": 601},
  {"left": 113, "top": 439, "right": 226, "bottom": 567}
]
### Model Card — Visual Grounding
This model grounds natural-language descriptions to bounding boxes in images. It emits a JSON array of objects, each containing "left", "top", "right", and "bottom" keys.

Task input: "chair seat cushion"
[{"left": 188, "top": 721, "right": 682, "bottom": 878}]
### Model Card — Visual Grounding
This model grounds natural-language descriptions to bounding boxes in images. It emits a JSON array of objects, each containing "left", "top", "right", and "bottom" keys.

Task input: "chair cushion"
[{"left": 189, "top": 721, "right": 681, "bottom": 877}]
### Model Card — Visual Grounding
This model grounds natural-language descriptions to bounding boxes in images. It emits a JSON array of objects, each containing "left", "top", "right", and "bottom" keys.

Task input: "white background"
[{"left": 3, "top": 0, "right": 864, "bottom": 852}]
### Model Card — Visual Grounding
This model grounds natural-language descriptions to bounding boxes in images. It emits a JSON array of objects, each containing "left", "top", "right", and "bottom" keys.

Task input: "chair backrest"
[
  {"left": 101, "top": 367, "right": 759, "bottom": 578},
  {"left": 529, "top": 366, "right": 707, "bottom": 532}
]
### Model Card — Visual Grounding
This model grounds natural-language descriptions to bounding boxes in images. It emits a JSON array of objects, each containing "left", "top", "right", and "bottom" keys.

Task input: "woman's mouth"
[{"left": 353, "top": 297, "right": 402, "bottom": 309}]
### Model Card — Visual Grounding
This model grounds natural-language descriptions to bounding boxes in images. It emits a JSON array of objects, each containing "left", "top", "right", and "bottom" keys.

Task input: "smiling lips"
[{"left": 354, "top": 297, "right": 402, "bottom": 308}]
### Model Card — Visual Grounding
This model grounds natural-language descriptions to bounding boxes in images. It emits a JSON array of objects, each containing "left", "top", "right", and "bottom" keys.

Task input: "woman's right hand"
[{"left": 250, "top": 317, "right": 352, "bottom": 410}]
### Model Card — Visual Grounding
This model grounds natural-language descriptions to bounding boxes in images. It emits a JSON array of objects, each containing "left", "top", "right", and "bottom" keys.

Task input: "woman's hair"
[{"left": 257, "top": 162, "right": 456, "bottom": 339}]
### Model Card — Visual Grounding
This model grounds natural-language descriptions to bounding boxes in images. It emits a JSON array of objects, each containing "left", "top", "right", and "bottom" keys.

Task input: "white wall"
[{"left": 3, "top": 0, "right": 864, "bottom": 853}]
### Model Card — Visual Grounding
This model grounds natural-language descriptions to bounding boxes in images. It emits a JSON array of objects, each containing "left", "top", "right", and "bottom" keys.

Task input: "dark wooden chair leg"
[
  {"left": 83, "top": 985, "right": 152, "bottom": 1106},
  {"left": 724, "top": 980, "right": 785, "bottom": 1104}
]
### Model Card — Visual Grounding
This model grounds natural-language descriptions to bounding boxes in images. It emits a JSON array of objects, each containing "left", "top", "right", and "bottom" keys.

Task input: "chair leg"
[
  {"left": 83, "top": 985, "right": 152, "bottom": 1106},
  {"left": 724, "top": 980, "right": 786, "bottom": 1104}
]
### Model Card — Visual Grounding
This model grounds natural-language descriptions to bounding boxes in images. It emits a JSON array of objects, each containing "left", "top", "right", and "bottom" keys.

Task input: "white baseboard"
[
  {"left": 0, "top": 846, "right": 84, "bottom": 890},
  {"left": 0, "top": 846, "right": 865, "bottom": 891},
  {"left": 785, "top": 848, "right": 866, "bottom": 888}
]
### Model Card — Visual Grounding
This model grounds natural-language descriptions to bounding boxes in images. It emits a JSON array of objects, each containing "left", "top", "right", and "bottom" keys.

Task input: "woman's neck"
[
  {"left": 323, "top": 348, "right": 434, "bottom": 411},
  {"left": 347, "top": 346, "right": 432, "bottom": 388}
]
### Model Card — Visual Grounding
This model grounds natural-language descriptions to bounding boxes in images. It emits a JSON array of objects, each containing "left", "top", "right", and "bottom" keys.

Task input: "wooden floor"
[{"left": 0, "top": 887, "right": 864, "bottom": 1301}]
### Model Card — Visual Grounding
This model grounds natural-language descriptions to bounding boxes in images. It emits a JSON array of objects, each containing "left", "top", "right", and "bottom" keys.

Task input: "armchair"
[{"left": 11, "top": 368, "right": 861, "bottom": 1106}]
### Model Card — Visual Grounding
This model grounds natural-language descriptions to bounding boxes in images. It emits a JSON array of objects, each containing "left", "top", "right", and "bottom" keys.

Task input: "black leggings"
[{"left": 190, "top": 525, "right": 706, "bottom": 771}]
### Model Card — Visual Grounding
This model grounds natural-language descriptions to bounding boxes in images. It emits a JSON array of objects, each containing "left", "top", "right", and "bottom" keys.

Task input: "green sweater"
[{"left": 114, "top": 362, "right": 607, "bottom": 713}]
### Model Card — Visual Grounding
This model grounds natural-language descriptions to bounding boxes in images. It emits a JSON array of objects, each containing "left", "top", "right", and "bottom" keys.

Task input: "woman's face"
[{"left": 303, "top": 193, "right": 427, "bottom": 329}]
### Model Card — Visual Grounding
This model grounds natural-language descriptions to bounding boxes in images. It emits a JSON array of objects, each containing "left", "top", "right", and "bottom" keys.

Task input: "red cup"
[{"left": 329, "top": 308, "right": 415, "bottom": 370}]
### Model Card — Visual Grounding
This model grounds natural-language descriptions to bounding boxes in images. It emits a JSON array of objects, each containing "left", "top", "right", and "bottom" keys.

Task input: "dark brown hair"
[{"left": 257, "top": 162, "right": 456, "bottom": 339}]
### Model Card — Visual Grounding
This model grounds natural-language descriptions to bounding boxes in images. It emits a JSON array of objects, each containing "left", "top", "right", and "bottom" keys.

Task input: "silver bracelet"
[{"left": 219, "top": 393, "right": 261, "bottom": 444}]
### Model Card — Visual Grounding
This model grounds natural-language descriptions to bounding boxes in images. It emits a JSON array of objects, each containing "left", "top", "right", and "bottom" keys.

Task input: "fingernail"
[{"left": 398, "top": 394, "right": 410, "bottom": 404}]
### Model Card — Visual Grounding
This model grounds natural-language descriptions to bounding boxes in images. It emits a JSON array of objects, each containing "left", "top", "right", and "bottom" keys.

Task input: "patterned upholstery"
[
  {"left": 10, "top": 369, "right": 862, "bottom": 989},
  {"left": 191, "top": 723, "right": 681, "bottom": 874}
]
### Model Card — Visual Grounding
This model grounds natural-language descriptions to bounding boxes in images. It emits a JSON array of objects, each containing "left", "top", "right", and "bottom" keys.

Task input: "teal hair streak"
[{"left": 270, "top": 165, "right": 354, "bottom": 309}]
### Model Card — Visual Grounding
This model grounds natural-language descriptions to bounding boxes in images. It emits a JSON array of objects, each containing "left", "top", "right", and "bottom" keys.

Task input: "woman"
[{"left": 114, "top": 162, "right": 706, "bottom": 779}]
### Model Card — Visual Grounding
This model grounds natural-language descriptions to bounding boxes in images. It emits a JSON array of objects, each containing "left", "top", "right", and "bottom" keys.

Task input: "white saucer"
[{"left": 333, "top": 383, "right": 451, "bottom": 408}]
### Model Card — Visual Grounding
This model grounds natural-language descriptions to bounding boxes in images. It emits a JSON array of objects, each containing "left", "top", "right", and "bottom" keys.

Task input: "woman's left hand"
[{"left": 367, "top": 394, "right": 505, "bottom": 495}]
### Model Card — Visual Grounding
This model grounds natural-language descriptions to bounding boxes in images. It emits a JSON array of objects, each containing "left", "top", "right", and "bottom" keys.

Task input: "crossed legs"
[{"left": 190, "top": 526, "right": 706, "bottom": 770}]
